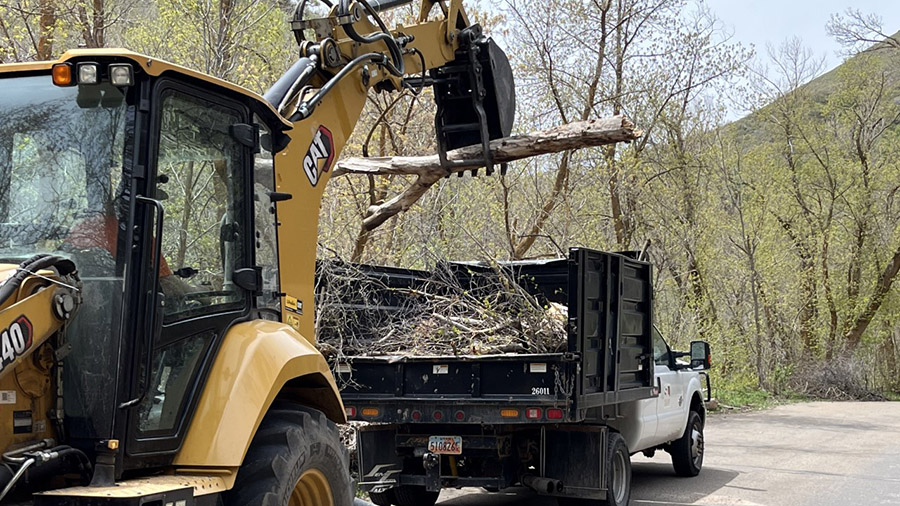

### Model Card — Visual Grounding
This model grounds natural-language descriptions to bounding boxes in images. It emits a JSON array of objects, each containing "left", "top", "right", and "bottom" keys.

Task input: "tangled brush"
[{"left": 315, "top": 259, "right": 568, "bottom": 361}]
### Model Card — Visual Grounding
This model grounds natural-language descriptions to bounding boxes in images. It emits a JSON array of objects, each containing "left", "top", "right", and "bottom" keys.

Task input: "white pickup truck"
[{"left": 336, "top": 248, "right": 713, "bottom": 506}]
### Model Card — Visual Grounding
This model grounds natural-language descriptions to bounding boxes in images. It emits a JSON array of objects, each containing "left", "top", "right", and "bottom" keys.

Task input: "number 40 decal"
[{"left": 0, "top": 316, "right": 34, "bottom": 373}]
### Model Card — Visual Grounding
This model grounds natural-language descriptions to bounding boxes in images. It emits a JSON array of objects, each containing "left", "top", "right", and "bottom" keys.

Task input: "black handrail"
[{"left": 119, "top": 196, "right": 165, "bottom": 409}]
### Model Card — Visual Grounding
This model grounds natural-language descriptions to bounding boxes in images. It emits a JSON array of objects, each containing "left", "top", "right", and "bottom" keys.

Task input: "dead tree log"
[{"left": 333, "top": 115, "right": 642, "bottom": 231}]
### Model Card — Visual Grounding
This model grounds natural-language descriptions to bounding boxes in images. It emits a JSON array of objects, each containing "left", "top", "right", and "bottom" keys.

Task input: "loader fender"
[{"left": 173, "top": 320, "right": 345, "bottom": 468}]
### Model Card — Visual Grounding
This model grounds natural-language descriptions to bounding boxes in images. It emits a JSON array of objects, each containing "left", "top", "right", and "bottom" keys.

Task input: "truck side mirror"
[{"left": 690, "top": 341, "right": 711, "bottom": 370}]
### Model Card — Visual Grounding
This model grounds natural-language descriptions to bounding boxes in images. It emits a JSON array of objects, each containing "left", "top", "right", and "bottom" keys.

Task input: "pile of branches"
[
  {"left": 788, "top": 357, "right": 887, "bottom": 401},
  {"left": 315, "top": 259, "right": 568, "bottom": 360}
]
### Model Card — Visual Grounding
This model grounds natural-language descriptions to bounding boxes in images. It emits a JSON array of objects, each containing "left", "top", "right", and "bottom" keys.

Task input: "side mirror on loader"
[{"left": 690, "top": 341, "right": 711, "bottom": 370}]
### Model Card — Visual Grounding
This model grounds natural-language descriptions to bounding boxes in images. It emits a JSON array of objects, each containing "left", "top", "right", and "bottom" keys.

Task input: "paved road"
[{"left": 436, "top": 402, "right": 900, "bottom": 506}]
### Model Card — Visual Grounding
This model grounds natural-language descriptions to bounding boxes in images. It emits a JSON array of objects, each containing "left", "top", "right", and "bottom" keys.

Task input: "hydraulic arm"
[
  {"left": 265, "top": 0, "right": 516, "bottom": 340},
  {"left": 0, "top": 256, "right": 81, "bottom": 382}
]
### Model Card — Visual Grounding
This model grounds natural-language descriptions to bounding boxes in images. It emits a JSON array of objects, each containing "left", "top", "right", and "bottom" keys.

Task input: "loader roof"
[{"left": 0, "top": 49, "right": 291, "bottom": 130}]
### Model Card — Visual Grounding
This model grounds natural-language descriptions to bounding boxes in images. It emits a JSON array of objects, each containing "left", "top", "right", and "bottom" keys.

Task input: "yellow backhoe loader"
[{"left": 0, "top": 0, "right": 514, "bottom": 504}]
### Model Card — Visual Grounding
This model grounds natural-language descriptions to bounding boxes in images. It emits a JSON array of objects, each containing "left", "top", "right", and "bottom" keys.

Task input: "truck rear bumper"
[{"left": 357, "top": 423, "right": 611, "bottom": 500}]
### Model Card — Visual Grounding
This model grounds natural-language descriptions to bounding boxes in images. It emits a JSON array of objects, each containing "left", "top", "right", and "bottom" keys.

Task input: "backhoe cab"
[{"left": 0, "top": 0, "right": 514, "bottom": 504}]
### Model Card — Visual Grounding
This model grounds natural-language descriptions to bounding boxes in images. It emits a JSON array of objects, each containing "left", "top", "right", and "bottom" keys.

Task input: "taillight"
[
  {"left": 546, "top": 408, "right": 564, "bottom": 420},
  {"left": 345, "top": 406, "right": 357, "bottom": 418},
  {"left": 525, "top": 408, "right": 542, "bottom": 420},
  {"left": 500, "top": 409, "right": 519, "bottom": 418},
  {"left": 432, "top": 410, "right": 444, "bottom": 421},
  {"left": 361, "top": 408, "right": 380, "bottom": 418},
  {"left": 411, "top": 410, "right": 422, "bottom": 421},
  {"left": 455, "top": 410, "right": 466, "bottom": 421}
]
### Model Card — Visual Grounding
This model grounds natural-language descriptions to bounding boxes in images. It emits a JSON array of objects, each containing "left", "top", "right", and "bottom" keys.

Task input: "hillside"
[{"left": 728, "top": 31, "right": 900, "bottom": 142}]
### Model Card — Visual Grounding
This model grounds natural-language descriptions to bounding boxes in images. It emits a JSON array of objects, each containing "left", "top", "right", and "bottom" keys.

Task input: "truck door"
[{"left": 652, "top": 327, "right": 686, "bottom": 442}]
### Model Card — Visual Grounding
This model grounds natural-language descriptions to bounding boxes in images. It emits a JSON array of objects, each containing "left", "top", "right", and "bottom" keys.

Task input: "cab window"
[
  {"left": 155, "top": 89, "right": 247, "bottom": 323},
  {"left": 652, "top": 327, "right": 672, "bottom": 367}
]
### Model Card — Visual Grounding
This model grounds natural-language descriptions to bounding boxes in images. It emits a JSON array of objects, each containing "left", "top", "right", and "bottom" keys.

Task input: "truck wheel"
[
  {"left": 557, "top": 432, "right": 631, "bottom": 506},
  {"left": 368, "top": 489, "right": 396, "bottom": 506},
  {"left": 605, "top": 433, "right": 632, "bottom": 506},
  {"left": 671, "top": 410, "right": 704, "bottom": 477},
  {"left": 225, "top": 404, "right": 354, "bottom": 506},
  {"left": 393, "top": 485, "right": 439, "bottom": 506}
]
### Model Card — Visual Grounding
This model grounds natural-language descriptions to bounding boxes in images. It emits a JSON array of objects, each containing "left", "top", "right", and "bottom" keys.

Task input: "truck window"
[{"left": 652, "top": 327, "right": 671, "bottom": 366}]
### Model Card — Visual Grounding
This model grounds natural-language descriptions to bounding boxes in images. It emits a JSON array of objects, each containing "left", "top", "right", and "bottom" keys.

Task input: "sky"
[{"left": 706, "top": 0, "right": 900, "bottom": 72}]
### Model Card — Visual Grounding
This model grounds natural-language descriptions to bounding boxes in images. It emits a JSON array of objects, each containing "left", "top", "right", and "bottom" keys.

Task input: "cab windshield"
[
  {"left": 0, "top": 74, "right": 129, "bottom": 259},
  {"left": 0, "top": 73, "right": 131, "bottom": 440}
]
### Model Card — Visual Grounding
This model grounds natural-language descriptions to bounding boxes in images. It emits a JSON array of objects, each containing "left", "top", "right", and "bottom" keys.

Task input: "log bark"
[{"left": 334, "top": 116, "right": 641, "bottom": 231}]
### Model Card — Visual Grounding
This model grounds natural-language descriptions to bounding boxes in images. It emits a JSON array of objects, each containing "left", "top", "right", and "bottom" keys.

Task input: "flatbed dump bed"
[{"left": 334, "top": 248, "right": 656, "bottom": 424}]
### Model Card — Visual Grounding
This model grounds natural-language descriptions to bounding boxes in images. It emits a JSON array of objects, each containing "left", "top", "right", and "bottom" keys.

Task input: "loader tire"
[
  {"left": 393, "top": 485, "right": 439, "bottom": 506},
  {"left": 671, "top": 410, "right": 704, "bottom": 477},
  {"left": 225, "top": 404, "right": 354, "bottom": 506},
  {"left": 557, "top": 432, "right": 631, "bottom": 506}
]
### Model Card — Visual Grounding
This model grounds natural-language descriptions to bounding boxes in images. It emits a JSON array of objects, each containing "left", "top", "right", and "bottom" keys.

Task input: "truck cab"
[{"left": 612, "top": 327, "right": 711, "bottom": 477}]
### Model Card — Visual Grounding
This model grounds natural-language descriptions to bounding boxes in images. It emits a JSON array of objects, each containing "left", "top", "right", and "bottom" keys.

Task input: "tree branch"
[{"left": 333, "top": 116, "right": 641, "bottom": 231}]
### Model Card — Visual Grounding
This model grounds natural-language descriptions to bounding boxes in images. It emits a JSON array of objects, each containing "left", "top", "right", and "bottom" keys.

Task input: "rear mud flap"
[
  {"left": 542, "top": 425, "right": 608, "bottom": 500},
  {"left": 357, "top": 425, "right": 402, "bottom": 494}
]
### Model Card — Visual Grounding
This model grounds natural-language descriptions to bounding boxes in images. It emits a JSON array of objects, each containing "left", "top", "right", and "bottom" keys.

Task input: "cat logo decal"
[{"left": 303, "top": 126, "right": 335, "bottom": 187}]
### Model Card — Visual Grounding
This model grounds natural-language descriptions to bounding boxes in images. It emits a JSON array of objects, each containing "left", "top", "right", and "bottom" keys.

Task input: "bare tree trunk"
[
  {"left": 37, "top": 0, "right": 56, "bottom": 60},
  {"left": 351, "top": 126, "right": 392, "bottom": 263},
  {"left": 512, "top": 152, "right": 569, "bottom": 259},
  {"left": 175, "top": 161, "right": 196, "bottom": 269},
  {"left": 92, "top": 0, "right": 104, "bottom": 47},
  {"left": 777, "top": 216, "right": 817, "bottom": 353},
  {"left": 77, "top": 0, "right": 106, "bottom": 47},
  {"left": 844, "top": 245, "right": 900, "bottom": 350},
  {"left": 607, "top": 2, "right": 629, "bottom": 249},
  {"left": 822, "top": 232, "right": 840, "bottom": 359}
]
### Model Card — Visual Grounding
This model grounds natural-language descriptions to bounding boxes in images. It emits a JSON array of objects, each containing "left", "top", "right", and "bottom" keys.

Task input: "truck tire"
[
  {"left": 367, "top": 490, "right": 396, "bottom": 506},
  {"left": 558, "top": 432, "right": 631, "bottom": 506},
  {"left": 671, "top": 410, "right": 704, "bottom": 477},
  {"left": 225, "top": 404, "right": 354, "bottom": 506},
  {"left": 393, "top": 485, "right": 439, "bottom": 506}
]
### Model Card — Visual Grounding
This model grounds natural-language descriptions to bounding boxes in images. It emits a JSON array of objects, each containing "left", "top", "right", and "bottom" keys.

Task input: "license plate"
[{"left": 428, "top": 436, "right": 462, "bottom": 455}]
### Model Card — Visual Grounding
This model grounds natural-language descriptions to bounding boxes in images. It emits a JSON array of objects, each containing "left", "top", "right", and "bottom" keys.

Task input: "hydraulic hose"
[
  {"left": 338, "top": 0, "right": 405, "bottom": 76},
  {"left": 52, "top": 447, "right": 93, "bottom": 479},
  {"left": 293, "top": 52, "right": 387, "bottom": 120},
  {"left": 0, "top": 446, "right": 92, "bottom": 501},
  {"left": 2, "top": 439, "right": 54, "bottom": 464},
  {"left": 0, "top": 255, "right": 69, "bottom": 306}
]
